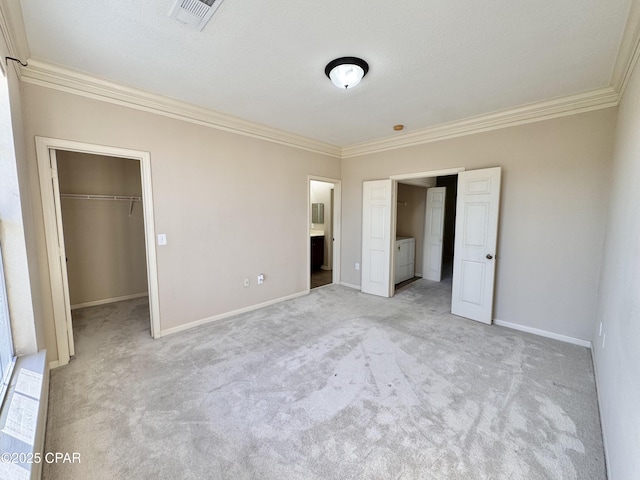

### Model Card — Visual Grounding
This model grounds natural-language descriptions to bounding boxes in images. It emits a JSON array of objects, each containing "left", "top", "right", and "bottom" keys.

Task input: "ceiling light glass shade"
[{"left": 325, "top": 57, "right": 369, "bottom": 89}]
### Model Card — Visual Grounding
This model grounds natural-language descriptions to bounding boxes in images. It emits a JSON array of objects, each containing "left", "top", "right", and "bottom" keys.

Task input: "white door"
[
  {"left": 422, "top": 186, "right": 446, "bottom": 281},
  {"left": 49, "top": 150, "right": 75, "bottom": 356},
  {"left": 451, "top": 167, "right": 501, "bottom": 324},
  {"left": 361, "top": 180, "right": 393, "bottom": 297}
]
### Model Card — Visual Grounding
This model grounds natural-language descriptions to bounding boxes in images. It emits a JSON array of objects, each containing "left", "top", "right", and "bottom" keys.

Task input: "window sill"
[{"left": 0, "top": 350, "right": 49, "bottom": 480}]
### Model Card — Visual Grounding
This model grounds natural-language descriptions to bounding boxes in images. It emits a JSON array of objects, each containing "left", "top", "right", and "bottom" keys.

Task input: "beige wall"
[
  {"left": 0, "top": 32, "right": 45, "bottom": 356},
  {"left": 20, "top": 83, "right": 340, "bottom": 362},
  {"left": 341, "top": 108, "right": 617, "bottom": 341},
  {"left": 396, "top": 183, "right": 427, "bottom": 275},
  {"left": 14, "top": 77, "right": 619, "bottom": 363},
  {"left": 592, "top": 59, "right": 640, "bottom": 478},
  {"left": 57, "top": 152, "right": 147, "bottom": 306}
]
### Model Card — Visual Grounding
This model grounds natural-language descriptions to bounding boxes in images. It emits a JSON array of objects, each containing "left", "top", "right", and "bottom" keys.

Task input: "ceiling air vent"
[{"left": 169, "top": 0, "right": 225, "bottom": 31}]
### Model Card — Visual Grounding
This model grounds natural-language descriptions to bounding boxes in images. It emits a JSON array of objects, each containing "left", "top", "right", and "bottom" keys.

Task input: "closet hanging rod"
[{"left": 60, "top": 193, "right": 142, "bottom": 202}]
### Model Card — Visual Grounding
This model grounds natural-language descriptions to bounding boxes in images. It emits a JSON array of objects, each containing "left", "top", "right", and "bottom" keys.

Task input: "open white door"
[
  {"left": 49, "top": 150, "right": 75, "bottom": 357},
  {"left": 422, "top": 186, "right": 446, "bottom": 281},
  {"left": 451, "top": 167, "right": 501, "bottom": 324},
  {"left": 361, "top": 180, "right": 393, "bottom": 297}
]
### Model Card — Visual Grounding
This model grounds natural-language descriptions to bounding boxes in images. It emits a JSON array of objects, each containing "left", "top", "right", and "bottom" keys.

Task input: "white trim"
[
  {"left": 590, "top": 347, "right": 612, "bottom": 478},
  {"left": 342, "top": 87, "right": 619, "bottom": 158},
  {"left": 36, "top": 142, "right": 71, "bottom": 365},
  {"left": 48, "top": 360, "right": 60, "bottom": 370},
  {"left": 340, "top": 282, "right": 361, "bottom": 290},
  {"left": 611, "top": 0, "right": 640, "bottom": 98},
  {"left": 494, "top": 319, "right": 592, "bottom": 348},
  {"left": 35, "top": 137, "right": 162, "bottom": 366},
  {"left": 391, "top": 167, "right": 465, "bottom": 181},
  {"left": 20, "top": 59, "right": 620, "bottom": 160},
  {"left": 48, "top": 149, "right": 75, "bottom": 356},
  {"left": 71, "top": 293, "right": 148, "bottom": 310},
  {"left": 138, "top": 148, "right": 162, "bottom": 339},
  {"left": 21, "top": 60, "right": 341, "bottom": 158},
  {"left": 2, "top": 2, "right": 640, "bottom": 160},
  {"left": 160, "top": 290, "right": 309, "bottom": 337},
  {"left": 0, "top": 1, "right": 28, "bottom": 78}
]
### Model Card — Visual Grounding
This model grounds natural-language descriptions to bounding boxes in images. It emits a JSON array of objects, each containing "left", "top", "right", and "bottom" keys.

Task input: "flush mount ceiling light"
[{"left": 325, "top": 57, "right": 369, "bottom": 89}]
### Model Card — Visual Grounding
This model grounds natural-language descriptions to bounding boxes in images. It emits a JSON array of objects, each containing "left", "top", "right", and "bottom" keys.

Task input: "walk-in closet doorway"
[{"left": 36, "top": 137, "right": 160, "bottom": 367}]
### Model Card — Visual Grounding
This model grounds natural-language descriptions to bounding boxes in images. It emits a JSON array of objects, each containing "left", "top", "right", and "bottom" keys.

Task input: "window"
[
  {"left": 0, "top": 64, "right": 16, "bottom": 403},
  {"left": 0, "top": 241, "right": 15, "bottom": 403}
]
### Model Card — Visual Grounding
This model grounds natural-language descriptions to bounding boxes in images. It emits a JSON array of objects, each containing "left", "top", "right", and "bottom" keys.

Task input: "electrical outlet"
[
  {"left": 355, "top": 262, "right": 360, "bottom": 271},
  {"left": 243, "top": 278, "right": 250, "bottom": 287},
  {"left": 257, "top": 274, "right": 264, "bottom": 284}
]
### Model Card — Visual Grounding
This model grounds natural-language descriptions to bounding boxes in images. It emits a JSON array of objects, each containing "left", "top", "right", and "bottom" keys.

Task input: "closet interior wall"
[
  {"left": 56, "top": 151, "right": 148, "bottom": 308},
  {"left": 396, "top": 182, "right": 432, "bottom": 277}
]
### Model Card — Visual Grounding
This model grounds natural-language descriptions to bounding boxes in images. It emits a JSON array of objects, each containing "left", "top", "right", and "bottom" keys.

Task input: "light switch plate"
[{"left": 158, "top": 234, "right": 167, "bottom": 245}]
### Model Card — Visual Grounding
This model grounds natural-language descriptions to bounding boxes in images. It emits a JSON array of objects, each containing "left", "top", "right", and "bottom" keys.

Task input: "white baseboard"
[
  {"left": 71, "top": 292, "right": 149, "bottom": 310},
  {"left": 48, "top": 360, "right": 60, "bottom": 369},
  {"left": 320, "top": 265, "right": 332, "bottom": 271},
  {"left": 340, "top": 282, "right": 360, "bottom": 290},
  {"left": 590, "top": 347, "right": 611, "bottom": 478},
  {"left": 159, "top": 290, "right": 309, "bottom": 337},
  {"left": 494, "top": 319, "right": 592, "bottom": 348}
]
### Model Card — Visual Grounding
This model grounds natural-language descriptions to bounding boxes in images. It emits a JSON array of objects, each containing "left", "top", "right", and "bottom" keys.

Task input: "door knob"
[{"left": 486, "top": 254, "right": 493, "bottom": 260}]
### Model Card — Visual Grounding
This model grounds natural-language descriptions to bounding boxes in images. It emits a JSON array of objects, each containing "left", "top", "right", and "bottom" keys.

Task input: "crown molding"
[
  {"left": 344, "top": 0, "right": 640, "bottom": 158},
  {"left": 611, "top": 0, "right": 640, "bottom": 99},
  {"left": 20, "top": 59, "right": 342, "bottom": 158},
  {"left": 0, "top": 3, "right": 20, "bottom": 76},
  {"left": 0, "top": 1, "right": 30, "bottom": 73},
  {"left": 8, "top": 0, "right": 640, "bottom": 160},
  {"left": 342, "top": 87, "right": 620, "bottom": 158},
  {"left": 18, "top": 59, "right": 622, "bottom": 161}
]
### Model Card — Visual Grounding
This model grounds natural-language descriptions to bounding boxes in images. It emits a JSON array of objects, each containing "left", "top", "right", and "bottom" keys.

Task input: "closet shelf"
[
  {"left": 60, "top": 193, "right": 142, "bottom": 216},
  {"left": 60, "top": 194, "right": 142, "bottom": 202}
]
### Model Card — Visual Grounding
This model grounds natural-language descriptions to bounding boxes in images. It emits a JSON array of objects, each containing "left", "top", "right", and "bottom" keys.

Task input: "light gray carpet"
[{"left": 43, "top": 279, "right": 605, "bottom": 479}]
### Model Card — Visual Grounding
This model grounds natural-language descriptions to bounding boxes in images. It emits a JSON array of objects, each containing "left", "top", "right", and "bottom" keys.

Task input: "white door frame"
[
  {"left": 47, "top": 149, "right": 74, "bottom": 357},
  {"left": 35, "top": 137, "right": 161, "bottom": 366},
  {"left": 389, "top": 168, "right": 465, "bottom": 296},
  {"left": 307, "top": 176, "right": 341, "bottom": 291},
  {"left": 390, "top": 168, "right": 466, "bottom": 183}
]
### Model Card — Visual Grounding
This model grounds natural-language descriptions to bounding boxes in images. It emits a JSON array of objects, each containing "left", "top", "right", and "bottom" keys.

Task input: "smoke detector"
[{"left": 169, "top": 0, "right": 225, "bottom": 31}]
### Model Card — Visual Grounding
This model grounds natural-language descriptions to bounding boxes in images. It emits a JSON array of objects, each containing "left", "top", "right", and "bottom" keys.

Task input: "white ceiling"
[{"left": 17, "top": 0, "right": 633, "bottom": 147}]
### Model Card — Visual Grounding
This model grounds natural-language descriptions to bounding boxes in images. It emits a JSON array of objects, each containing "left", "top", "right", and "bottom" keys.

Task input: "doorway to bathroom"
[{"left": 308, "top": 177, "right": 341, "bottom": 290}]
